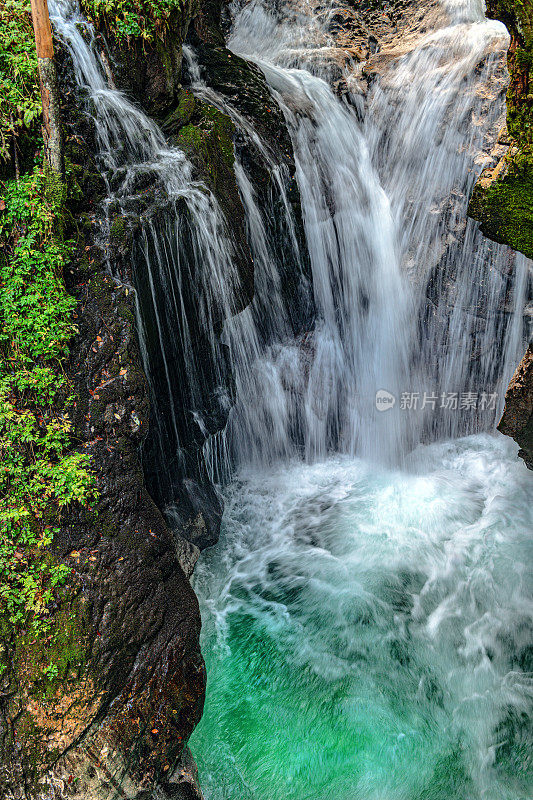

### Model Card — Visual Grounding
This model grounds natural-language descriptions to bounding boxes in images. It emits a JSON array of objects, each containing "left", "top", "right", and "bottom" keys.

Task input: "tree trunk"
[{"left": 30, "top": 0, "right": 63, "bottom": 175}]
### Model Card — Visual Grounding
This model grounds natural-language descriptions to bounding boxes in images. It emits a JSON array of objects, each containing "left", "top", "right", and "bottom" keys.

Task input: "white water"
[
  {"left": 192, "top": 435, "right": 533, "bottom": 799},
  {"left": 190, "top": 1, "right": 533, "bottom": 798},
  {"left": 192, "top": 0, "right": 529, "bottom": 469},
  {"left": 49, "top": 0, "right": 245, "bottom": 506},
  {"left": 51, "top": 0, "right": 530, "bottom": 477}
]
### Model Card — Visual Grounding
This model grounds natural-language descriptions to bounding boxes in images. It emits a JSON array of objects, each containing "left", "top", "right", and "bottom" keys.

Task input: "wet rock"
[
  {"left": 169, "top": 96, "right": 254, "bottom": 311},
  {"left": 86, "top": 2, "right": 198, "bottom": 117},
  {"left": 498, "top": 344, "right": 533, "bottom": 469},
  {"left": 0, "top": 230, "right": 206, "bottom": 800},
  {"left": 183, "top": 16, "right": 314, "bottom": 338},
  {"left": 185, "top": 32, "right": 295, "bottom": 165}
]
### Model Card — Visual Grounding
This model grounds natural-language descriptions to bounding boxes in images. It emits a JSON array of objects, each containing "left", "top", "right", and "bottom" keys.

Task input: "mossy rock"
[
  {"left": 81, "top": 2, "right": 198, "bottom": 115},
  {"left": 162, "top": 88, "right": 197, "bottom": 133},
  {"left": 13, "top": 592, "right": 89, "bottom": 691},
  {"left": 168, "top": 97, "right": 254, "bottom": 311},
  {"left": 470, "top": 1, "right": 533, "bottom": 259},
  {"left": 173, "top": 99, "right": 235, "bottom": 187},
  {"left": 3, "top": 586, "right": 94, "bottom": 793},
  {"left": 469, "top": 152, "right": 533, "bottom": 259},
  {"left": 185, "top": 30, "right": 294, "bottom": 165}
]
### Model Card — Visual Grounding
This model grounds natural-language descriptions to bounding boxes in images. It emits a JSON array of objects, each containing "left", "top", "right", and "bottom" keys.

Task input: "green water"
[{"left": 191, "top": 435, "right": 533, "bottom": 800}]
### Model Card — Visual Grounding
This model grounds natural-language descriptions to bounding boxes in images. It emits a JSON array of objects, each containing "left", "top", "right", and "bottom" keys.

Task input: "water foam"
[{"left": 192, "top": 434, "right": 533, "bottom": 799}]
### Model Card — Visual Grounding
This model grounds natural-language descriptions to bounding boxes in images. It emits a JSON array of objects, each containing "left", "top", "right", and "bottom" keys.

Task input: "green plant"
[
  {"left": 43, "top": 661, "right": 59, "bottom": 681},
  {"left": 0, "top": 0, "right": 41, "bottom": 167},
  {"left": 81, "top": 0, "right": 189, "bottom": 44},
  {"left": 0, "top": 168, "right": 96, "bottom": 649}
]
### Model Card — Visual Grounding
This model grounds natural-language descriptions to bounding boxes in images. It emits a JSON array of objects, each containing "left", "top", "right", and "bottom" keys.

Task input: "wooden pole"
[{"left": 29, "top": 0, "right": 63, "bottom": 175}]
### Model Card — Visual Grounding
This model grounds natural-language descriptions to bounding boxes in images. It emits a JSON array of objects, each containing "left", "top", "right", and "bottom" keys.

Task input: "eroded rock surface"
[{"left": 499, "top": 344, "right": 533, "bottom": 468}]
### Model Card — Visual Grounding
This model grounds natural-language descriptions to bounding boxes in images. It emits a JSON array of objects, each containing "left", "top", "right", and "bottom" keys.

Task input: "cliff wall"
[{"left": 468, "top": 1, "right": 533, "bottom": 469}]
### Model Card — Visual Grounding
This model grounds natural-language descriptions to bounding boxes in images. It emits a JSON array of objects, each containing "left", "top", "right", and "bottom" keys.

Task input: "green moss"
[
  {"left": 15, "top": 595, "right": 89, "bottom": 690},
  {"left": 470, "top": 153, "right": 533, "bottom": 258},
  {"left": 176, "top": 122, "right": 204, "bottom": 151},
  {"left": 7, "top": 592, "right": 92, "bottom": 792},
  {"left": 109, "top": 214, "right": 128, "bottom": 246},
  {"left": 486, "top": 1, "right": 532, "bottom": 140},
  {"left": 162, "top": 90, "right": 197, "bottom": 132},
  {"left": 174, "top": 101, "right": 235, "bottom": 198}
]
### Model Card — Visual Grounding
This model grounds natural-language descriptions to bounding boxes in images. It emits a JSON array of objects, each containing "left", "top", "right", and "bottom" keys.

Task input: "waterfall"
[
  {"left": 48, "top": 0, "right": 533, "bottom": 797},
  {"left": 49, "top": 0, "right": 249, "bottom": 525},
  {"left": 184, "top": 2, "right": 531, "bottom": 799},
  {"left": 209, "top": 0, "right": 530, "bottom": 469},
  {"left": 51, "top": 0, "right": 529, "bottom": 487}
]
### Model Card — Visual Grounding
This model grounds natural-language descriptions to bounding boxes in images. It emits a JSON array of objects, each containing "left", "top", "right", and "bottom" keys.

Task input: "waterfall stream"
[
  {"left": 215, "top": 0, "right": 528, "bottom": 467},
  {"left": 50, "top": 0, "right": 249, "bottom": 520},
  {"left": 188, "top": 1, "right": 533, "bottom": 798},
  {"left": 49, "top": 0, "right": 532, "bottom": 796}
]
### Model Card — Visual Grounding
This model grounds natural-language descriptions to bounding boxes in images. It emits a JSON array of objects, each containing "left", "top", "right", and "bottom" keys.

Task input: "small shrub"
[{"left": 81, "top": 0, "right": 188, "bottom": 44}]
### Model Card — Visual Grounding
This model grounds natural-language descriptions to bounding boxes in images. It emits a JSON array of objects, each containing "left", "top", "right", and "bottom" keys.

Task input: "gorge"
[{"left": 0, "top": 0, "right": 532, "bottom": 798}]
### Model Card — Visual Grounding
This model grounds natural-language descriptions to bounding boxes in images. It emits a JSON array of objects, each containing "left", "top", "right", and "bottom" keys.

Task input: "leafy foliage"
[
  {"left": 0, "top": 0, "right": 41, "bottom": 165},
  {"left": 81, "top": 0, "right": 189, "bottom": 43},
  {"left": 0, "top": 168, "right": 95, "bottom": 641}
]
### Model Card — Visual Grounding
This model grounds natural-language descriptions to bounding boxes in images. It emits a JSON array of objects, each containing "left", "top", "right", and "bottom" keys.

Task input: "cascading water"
[
  {"left": 193, "top": 436, "right": 533, "bottom": 800},
  {"left": 183, "top": 0, "right": 531, "bottom": 471},
  {"left": 188, "top": 1, "right": 533, "bottom": 798},
  {"left": 49, "top": 0, "right": 251, "bottom": 527}
]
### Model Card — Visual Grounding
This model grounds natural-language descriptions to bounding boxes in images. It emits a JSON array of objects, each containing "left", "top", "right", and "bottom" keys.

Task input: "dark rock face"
[
  {"left": 498, "top": 344, "right": 533, "bottom": 469},
  {"left": 51, "top": 261, "right": 206, "bottom": 797},
  {"left": 128, "top": 189, "right": 246, "bottom": 548},
  {"left": 136, "top": 3, "right": 314, "bottom": 524},
  {"left": 183, "top": 17, "right": 314, "bottom": 340},
  {"left": 0, "top": 207, "right": 206, "bottom": 800}
]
